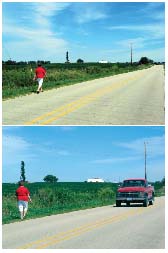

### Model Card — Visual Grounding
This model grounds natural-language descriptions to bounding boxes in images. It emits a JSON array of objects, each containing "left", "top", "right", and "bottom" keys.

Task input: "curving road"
[
  {"left": 3, "top": 65, "right": 164, "bottom": 125},
  {"left": 2, "top": 196, "right": 165, "bottom": 249}
]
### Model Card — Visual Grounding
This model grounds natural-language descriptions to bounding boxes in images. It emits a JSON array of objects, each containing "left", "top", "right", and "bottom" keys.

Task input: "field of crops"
[
  {"left": 2, "top": 181, "right": 165, "bottom": 224},
  {"left": 2, "top": 182, "right": 118, "bottom": 224},
  {"left": 2, "top": 62, "right": 152, "bottom": 99}
]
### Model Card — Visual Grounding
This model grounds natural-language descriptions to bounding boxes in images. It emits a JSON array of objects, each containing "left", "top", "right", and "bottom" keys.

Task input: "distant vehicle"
[
  {"left": 116, "top": 178, "right": 154, "bottom": 207},
  {"left": 87, "top": 178, "right": 105, "bottom": 183}
]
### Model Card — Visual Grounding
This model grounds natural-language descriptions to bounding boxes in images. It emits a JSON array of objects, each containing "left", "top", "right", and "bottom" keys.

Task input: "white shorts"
[
  {"left": 18, "top": 201, "right": 28, "bottom": 212},
  {"left": 37, "top": 78, "right": 43, "bottom": 88}
]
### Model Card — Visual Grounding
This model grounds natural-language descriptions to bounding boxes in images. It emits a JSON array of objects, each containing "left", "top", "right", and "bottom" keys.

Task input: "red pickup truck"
[{"left": 116, "top": 178, "right": 155, "bottom": 207}]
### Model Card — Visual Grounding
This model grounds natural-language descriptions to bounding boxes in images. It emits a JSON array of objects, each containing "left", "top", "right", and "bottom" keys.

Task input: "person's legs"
[
  {"left": 18, "top": 201, "right": 24, "bottom": 219},
  {"left": 23, "top": 202, "right": 28, "bottom": 218},
  {"left": 37, "top": 78, "right": 43, "bottom": 93}
]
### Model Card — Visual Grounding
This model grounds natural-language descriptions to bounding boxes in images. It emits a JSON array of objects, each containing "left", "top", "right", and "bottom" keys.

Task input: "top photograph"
[{"left": 2, "top": 2, "right": 165, "bottom": 126}]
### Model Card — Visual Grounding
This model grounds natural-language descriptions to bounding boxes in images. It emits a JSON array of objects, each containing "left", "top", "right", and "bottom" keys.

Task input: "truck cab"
[{"left": 116, "top": 178, "right": 154, "bottom": 207}]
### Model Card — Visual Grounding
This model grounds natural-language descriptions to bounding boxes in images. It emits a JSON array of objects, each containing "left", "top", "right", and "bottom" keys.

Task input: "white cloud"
[
  {"left": 33, "top": 2, "right": 70, "bottom": 17},
  {"left": 32, "top": 2, "right": 71, "bottom": 28}
]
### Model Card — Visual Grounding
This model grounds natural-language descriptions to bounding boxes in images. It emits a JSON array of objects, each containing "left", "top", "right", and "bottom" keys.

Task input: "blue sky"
[
  {"left": 2, "top": 126, "right": 165, "bottom": 183},
  {"left": 2, "top": 2, "right": 165, "bottom": 62}
]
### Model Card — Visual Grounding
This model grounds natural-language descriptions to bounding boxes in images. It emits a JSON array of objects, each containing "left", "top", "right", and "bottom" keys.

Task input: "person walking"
[
  {"left": 33, "top": 63, "right": 46, "bottom": 94},
  {"left": 16, "top": 181, "right": 32, "bottom": 220}
]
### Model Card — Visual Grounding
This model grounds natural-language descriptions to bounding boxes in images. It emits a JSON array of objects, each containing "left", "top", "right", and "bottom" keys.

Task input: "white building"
[
  {"left": 87, "top": 178, "right": 105, "bottom": 183},
  {"left": 98, "top": 60, "right": 109, "bottom": 63}
]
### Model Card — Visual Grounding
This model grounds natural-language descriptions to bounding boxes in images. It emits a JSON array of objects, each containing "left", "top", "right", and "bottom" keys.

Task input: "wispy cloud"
[
  {"left": 32, "top": 2, "right": 71, "bottom": 28},
  {"left": 2, "top": 2, "right": 70, "bottom": 60},
  {"left": 72, "top": 3, "right": 108, "bottom": 24},
  {"left": 91, "top": 156, "right": 140, "bottom": 164},
  {"left": 3, "top": 133, "right": 71, "bottom": 167},
  {"left": 141, "top": 2, "right": 165, "bottom": 21},
  {"left": 107, "top": 24, "right": 165, "bottom": 40},
  {"left": 3, "top": 134, "right": 36, "bottom": 166},
  {"left": 115, "top": 136, "right": 165, "bottom": 158}
]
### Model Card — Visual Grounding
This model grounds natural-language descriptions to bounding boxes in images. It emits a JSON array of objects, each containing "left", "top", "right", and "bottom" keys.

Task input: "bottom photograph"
[{"left": 2, "top": 126, "right": 165, "bottom": 249}]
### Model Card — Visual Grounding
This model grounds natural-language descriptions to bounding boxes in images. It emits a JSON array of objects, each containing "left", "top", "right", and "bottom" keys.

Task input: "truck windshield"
[{"left": 122, "top": 180, "right": 145, "bottom": 187}]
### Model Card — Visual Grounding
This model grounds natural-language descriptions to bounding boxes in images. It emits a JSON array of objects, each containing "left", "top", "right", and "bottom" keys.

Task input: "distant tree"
[
  {"left": 17, "top": 61, "right": 27, "bottom": 65},
  {"left": 161, "top": 177, "right": 165, "bottom": 185},
  {"left": 139, "top": 57, "right": 153, "bottom": 65},
  {"left": 43, "top": 175, "right": 58, "bottom": 183},
  {"left": 65, "top": 51, "right": 70, "bottom": 63},
  {"left": 20, "top": 161, "right": 26, "bottom": 182},
  {"left": 28, "top": 61, "right": 36, "bottom": 65},
  {"left": 5, "top": 60, "right": 16, "bottom": 65},
  {"left": 77, "top": 58, "right": 84, "bottom": 63}
]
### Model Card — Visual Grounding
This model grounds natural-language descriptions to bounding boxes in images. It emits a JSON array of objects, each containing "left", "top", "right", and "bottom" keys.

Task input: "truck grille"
[{"left": 118, "top": 192, "right": 140, "bottom": 198}]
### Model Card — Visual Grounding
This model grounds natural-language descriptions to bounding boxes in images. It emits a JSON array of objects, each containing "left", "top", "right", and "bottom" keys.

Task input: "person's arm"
[
  {"left": 33, "top": 70, "right": 37, "bottom": 80},
  {"left": 15, "top": 190, "right": 18, "bottom": 200},
  {"left": 28, "top": 194, "right": 32, "bottom": 202},
  {"left": 43, "top": 68, "right": 47, "bottom": 78}
]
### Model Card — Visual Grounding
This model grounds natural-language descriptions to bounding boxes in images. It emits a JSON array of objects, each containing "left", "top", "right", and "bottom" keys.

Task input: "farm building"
[{"left": 87, "top": 178, "right": 105, "bottom": 183}]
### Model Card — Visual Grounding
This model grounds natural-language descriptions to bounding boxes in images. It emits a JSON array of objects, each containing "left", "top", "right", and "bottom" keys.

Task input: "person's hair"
[
  {"left": 19, "top": 181, "right": 24, "bottom": 186},
  {"left": 37, "top": 62, "right": 42, "bottom": 67}
]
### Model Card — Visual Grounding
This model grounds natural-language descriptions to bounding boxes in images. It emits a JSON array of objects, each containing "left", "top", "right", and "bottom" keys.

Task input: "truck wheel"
[
  {"left": 143, "top": 197, "right": 148, "bottom": 207},
  {"left": 149, "top": 194, "right": 154, "bottom": 205},
  {"left": 116, "top": 201, "right": 121, "bottom": 207},
  {"left": 149, "top": 199, "right": 153, "bottom": 205}
]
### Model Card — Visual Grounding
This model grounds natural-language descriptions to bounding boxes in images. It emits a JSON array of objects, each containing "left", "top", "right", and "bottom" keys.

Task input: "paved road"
[
  {"left": 2, "top": 196, "right": 165, "bottom": 249},
  {"left": 3, "top": 65, "right": 164, "bottom": 125}
]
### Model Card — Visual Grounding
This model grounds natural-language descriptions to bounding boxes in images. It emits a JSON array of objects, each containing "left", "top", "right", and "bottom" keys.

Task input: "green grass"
[{"left": 2, "top": 63, "right": 153, "bottom": 99}]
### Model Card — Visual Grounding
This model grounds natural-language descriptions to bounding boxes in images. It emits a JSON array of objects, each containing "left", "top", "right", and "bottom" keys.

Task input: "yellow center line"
[
  {"left": 24, "top": 73, "right": 144, "bottom": 125},
  {"left": 19, "top": 204, "right": 155, "bottom": 249}
]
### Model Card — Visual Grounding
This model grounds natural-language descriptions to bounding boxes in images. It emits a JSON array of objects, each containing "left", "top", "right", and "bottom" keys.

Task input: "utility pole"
[
  {"left": 130, "top": 43, "right": 133, "bottom": 65},
  {"left": 144, "top": 142, "right": 147, "bottom": 180}
]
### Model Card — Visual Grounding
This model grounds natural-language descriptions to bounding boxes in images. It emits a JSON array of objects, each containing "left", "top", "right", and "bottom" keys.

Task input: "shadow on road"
[{"left": 113, "top": 203, "right": 143, "bottom": 208}]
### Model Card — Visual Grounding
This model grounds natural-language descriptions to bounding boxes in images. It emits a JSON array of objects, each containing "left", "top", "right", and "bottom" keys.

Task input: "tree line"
[{"left": 2, "top": 57, "right": 164, "bottom": 66}]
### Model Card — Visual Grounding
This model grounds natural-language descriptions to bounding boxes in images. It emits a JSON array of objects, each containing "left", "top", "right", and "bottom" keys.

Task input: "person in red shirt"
[
  {"left": 33, "top": 63, "right": 46, "bottom": 94},
  {"left": 16, "top": 181, "right": 32, "bottom": 220}
]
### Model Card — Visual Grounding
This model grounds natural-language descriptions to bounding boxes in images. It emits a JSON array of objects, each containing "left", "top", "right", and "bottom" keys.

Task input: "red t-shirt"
[
  {"left": 16, "top": 186, "right": 30, "bottom": 201},
  {"left": 35, "top": 66, "right": 46, "bottom": 78}
]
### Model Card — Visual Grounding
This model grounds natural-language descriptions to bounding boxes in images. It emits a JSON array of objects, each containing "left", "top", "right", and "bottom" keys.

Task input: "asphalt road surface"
[
  {"left": 3, "top": 65, "right": 164, "bottom": 125},
  {"left": 2, "top": 196, "right": 165, "bottom": 249}
]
